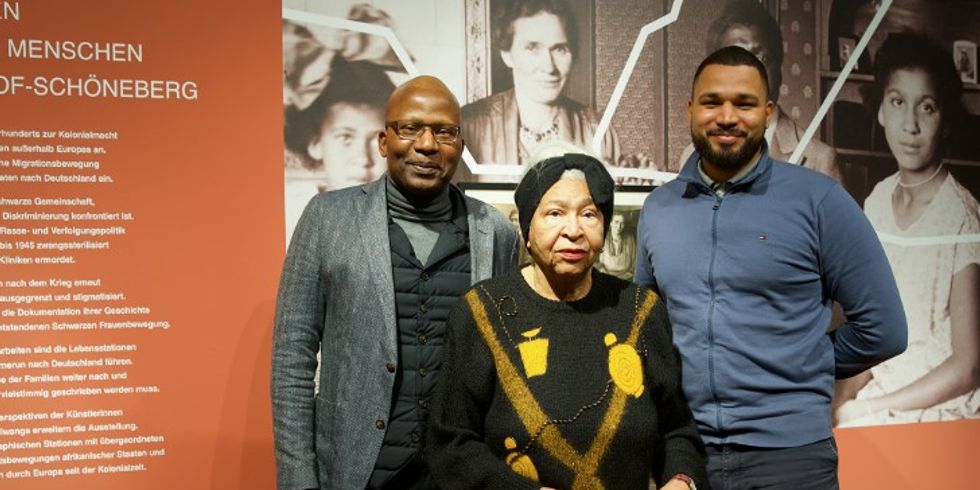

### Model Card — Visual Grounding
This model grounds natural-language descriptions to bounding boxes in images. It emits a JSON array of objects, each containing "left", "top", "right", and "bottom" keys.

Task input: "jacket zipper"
[{"left": 707, "top": 193, "right": 724, "bottom": 432}]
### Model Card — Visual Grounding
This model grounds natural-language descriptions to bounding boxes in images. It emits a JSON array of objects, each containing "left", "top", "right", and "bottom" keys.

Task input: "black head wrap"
[{"left": 514, "top": 153, "right": 615, "bottom": 240}]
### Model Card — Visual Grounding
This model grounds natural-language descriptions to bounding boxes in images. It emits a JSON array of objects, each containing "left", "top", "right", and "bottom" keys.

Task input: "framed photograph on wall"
[
  {"left": 459, "top": 183, "right": 522, "bottom": 234},
  {"left": 460, "top": 183, "right": 654, "bottom": 279},
  {"left": 594, "top": 188, "right": 648, "bottom": 282},
  {"left": 954, "top": 40, "right": 977, "bottom": 84}
]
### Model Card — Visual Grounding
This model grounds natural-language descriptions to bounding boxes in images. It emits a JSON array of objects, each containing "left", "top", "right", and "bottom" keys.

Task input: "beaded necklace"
[{"left": 897, "top": 163, "right": 943, "bottom": 188}]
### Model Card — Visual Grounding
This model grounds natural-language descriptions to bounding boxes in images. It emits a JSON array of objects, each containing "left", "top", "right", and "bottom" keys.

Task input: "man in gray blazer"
[{"left": 272, "top": 76, "right": 520, "bottom": 490}]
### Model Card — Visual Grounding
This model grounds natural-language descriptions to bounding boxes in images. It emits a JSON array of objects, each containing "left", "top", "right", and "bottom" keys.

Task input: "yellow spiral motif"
[{"left": 605, "top": 332, "right": 644, "bottom": 398}]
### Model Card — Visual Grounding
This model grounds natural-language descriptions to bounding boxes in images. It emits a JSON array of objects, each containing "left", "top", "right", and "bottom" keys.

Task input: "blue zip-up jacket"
[{"left": 635, "top": 146, "right": 907, "bottom": 447}]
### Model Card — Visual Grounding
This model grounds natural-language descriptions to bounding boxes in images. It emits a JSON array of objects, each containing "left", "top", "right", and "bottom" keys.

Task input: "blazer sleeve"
[
  {"left": 426, "top": 292, "right": 539, "bottom": 490},
  {"left": 498, "top": 226, "right": 521, "bottom": 276},
  {"left": 271, "top": 196, "right": 327, "bottom": 490}
]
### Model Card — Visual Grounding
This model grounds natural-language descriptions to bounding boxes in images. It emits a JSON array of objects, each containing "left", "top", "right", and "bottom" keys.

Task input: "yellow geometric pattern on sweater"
[
  {"left": 464, "top": 289, "right": 657, "bottom": 490},
  {"left": 504, "top": 436, "right": 539, "bottom": 481},
  {"left": 517, "top": 327, "right": 549, "bottom": 377},
  {"left": 605, "top": 333, "right": 644, "bottom": 398}
]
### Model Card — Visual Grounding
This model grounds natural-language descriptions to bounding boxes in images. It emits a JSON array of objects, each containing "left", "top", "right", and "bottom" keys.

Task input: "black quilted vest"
[{"left": 368, "top": 191, "right": 471, "bottom": 489}]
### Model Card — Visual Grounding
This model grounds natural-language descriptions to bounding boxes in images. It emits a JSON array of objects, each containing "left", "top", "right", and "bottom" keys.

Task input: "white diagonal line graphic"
[
  {"left": 282, "top": 8, "right": 418, "bottom": 77},
  {"left": 593, "top": 0, "right": 686, "bottom": 182},
  {"left": 789, "top": 0, "right": 893, "bottom": 164}
]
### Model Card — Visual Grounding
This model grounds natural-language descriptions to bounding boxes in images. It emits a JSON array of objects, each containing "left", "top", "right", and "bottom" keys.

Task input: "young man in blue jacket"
[{"left": 635, "top": 46, "right": 907, "bottom": 489}]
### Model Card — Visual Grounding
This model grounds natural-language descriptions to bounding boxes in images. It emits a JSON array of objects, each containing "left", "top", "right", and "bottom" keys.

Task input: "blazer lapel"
[
  {"left": 466, "top": 195, "right": 494, "bottom": 284},
  {"left": 355, "top": 180, "right": 398, "bottom": 356}
]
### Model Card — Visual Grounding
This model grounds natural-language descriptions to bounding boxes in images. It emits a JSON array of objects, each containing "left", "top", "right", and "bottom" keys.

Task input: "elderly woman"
[
  {"left": 459, "top": 0, "right": 620, "bottom": 178},
  {"left": 835, "top": 32, "right": 980, "bottom": 425},
  {"left": 426, "top": 153, "right": 705, "bottom": 489}
]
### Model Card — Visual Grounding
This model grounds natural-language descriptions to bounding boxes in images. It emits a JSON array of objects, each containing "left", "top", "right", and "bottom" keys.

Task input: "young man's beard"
[{"left": 691, "top": 129, "right": 764, "bottom": 171}]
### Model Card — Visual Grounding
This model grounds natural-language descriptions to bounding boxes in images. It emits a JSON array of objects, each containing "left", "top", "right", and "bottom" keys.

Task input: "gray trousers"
[{"left": 705, "top": 438, "right": 839, "bottom": 490}]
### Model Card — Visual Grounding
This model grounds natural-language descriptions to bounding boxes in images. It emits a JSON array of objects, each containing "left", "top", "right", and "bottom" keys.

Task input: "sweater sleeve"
[
  {"left": 271, "top": 196, "right": 327, "bottom": 490},
  {"left": 646, "top": 297, "right": 708, "bottom": 488},
  {"left": 817, "top": 184, "right": 908, "bottom": 378},
  {"left": 426, "top": 293, "right": 539, "bottom": 490}
]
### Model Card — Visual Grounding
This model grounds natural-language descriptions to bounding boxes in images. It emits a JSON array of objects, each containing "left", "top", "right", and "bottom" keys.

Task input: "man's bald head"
[
  {"left": 378, "top": 75, "right": 464, "bottom": 200},
  {"left": 385, "top": 75, "right": 461, "bottom": 122}
]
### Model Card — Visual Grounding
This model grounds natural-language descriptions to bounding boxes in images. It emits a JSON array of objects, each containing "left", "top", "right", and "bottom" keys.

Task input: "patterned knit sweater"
[{"left": 426, "top": 270, "right": 706, "bottom": 489}]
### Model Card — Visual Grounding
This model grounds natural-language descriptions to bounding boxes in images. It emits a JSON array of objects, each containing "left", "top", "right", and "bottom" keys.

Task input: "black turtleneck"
[{"left": 385, "top": 176, "right": 453, "bottom": 265}]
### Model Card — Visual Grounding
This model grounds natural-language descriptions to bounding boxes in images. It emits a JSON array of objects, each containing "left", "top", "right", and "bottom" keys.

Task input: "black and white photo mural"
[{"left": 282, "top": 0, "right": 980, "bottom": 427}]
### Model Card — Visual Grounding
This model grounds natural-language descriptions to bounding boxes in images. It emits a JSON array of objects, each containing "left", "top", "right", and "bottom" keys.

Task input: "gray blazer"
[{"left": 271, "top": 178, "right": 520, "bottom": 490}]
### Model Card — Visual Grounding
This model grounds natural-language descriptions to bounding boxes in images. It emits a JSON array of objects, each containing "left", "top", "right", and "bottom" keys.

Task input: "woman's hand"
[{"left": 834, "top": 398, "right": 879, "bottom": 427}]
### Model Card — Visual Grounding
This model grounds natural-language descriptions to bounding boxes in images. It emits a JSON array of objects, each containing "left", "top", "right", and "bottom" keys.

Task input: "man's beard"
[{"left": 691, "top": 128, "right": 764, "bottom": 171}]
